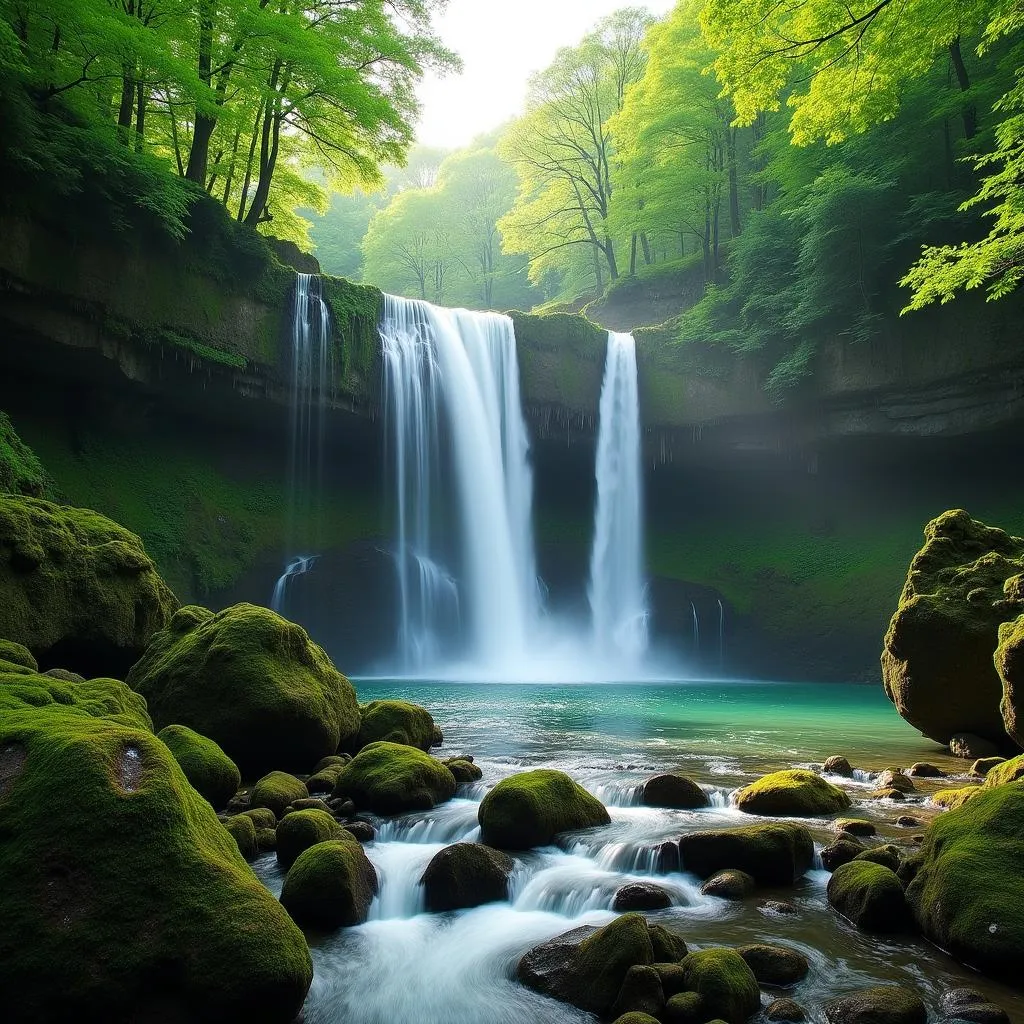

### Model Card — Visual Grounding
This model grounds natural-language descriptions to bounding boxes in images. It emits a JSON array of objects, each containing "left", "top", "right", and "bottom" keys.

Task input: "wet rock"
[
  {"left": 677, "top": 822, "right": 815, "bottom": 885},
  {"left": 613, "top": 882, "right": 673, "bottom": 911},
  {"left": 737, "top": 769, "right": 850, "bottom": 817},
  {"left": 641, "top": 773, "right": 710, "bottom": 809},
  {"left": 822, "top": 835, "right": 865, "bottom": 871},
  {"left": 420, "top": 842, "right": 513, "bottom": 912},
  {"left": 760, "top": 899, "right": 798, "bottom": 916},
  {"left": 343, "top": 820, "right": 375, "bottom": 843},
  {"left": 767, "top": 998, "right": 808, "bottom": 1022},
  {"left": 835, "top": 818, "right": 876, "bottom": 837},
  {"left": 653, "top": 963, "right": 688, "bottom": 998},
  {"left": 828, "top": 862, "right": 911, "bottom": 932},
  {"left": 950, "top": 733, "right": 1002, "bottom": 760},
  {"left": 334, "top": 741, "right": 456, "bottom": 815},
  {"left": 869, "top": 788, "right": 906, "bottom": 801},
  {"left": 700, "top": 869, "right": 755, "bottom": 900},
  {"left": 431, "top": 724, "right": 444, "bottom": 747},
  {"left": 250, "top": 772, "right": 308, "bottom": 819},
  {"left": 443, "top": 758, "right": 483, "bottom": 784},
  {"left": 823, "top": 986, "right": 927, "bottom": 1024},
  {"left": 876, "top": 770, "right": 916, "bottom": 793},
  {"left": 939, "top": 989, "right": 1011, "bottom": 1024},
  {"left": 852, "top": 844, "right": 902, "bottom": 872},
  {"left": 932, "top": 786, "right": 981, "bottom": 810},
  {"left": 223, "top": 814, "right": 258, "bottom": 860},
  {"left": 610, "top": 965, "right": 665, "bottom": 1020},
  {"left": 736, "top": 943, "right": 809, "bottom": 987},
  {"left": 895, "top": 815, "right": 920, "bottom": 827},
  {"left": 664, "top": 992, "right": 705, "bottom": 1024},
  {"left": 478, "top": 768, "right": 609, "bottom": 850},
  {"left": 279, "top": 837, "right": 378, "bottom": 929},
  {"left": 276, "top": 808, "right": 344, "bottom": 870},
  {"left": 357, "top": 699, "right": 436, "bottom": 752},
  {"left": 648, "top": 924, "right": 687, "bottom": 963},
  {"left": 970, "top": 756, "right": 1006, "bottom": 777},
  {"left": 823, "top": 755, "right": 854, "bottom": 777},
  {"left": 983, "top": 753, "right": 1024, "bottom": 787},
  {"left": 330, "top": 797, "right": 356, "bottom": 816},
  {"left": 678, "top": 948, "right": 760, "bottom": 1024},
  {"left": 908, "top": 762, "right": 945, "bottom": 778}
]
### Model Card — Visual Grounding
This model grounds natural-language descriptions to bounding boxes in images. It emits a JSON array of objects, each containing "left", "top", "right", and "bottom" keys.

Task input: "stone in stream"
[
  {"left": 156, "top": 723, "right": 241, "bottom": 809},
  {"left": 613, "top": 882, "right": 673, "bottom": 911},
  {"left": 823, "top": 985, "right": 927, "bottom": 1024},
  {"left": 875, "top": 769, "right": 916, "bottom": 793},
  {"left": 478, "top": 768, "right": 610, "bottom": 849},
  {"left": 333, "top": 741, "right": 456, "bottom": 814},
  {"left": 612, "top": 1014, "right": 662, "bottom": 1024},
  {"left": 907, "top": 762, "right": 945, "bottom": 778},
  {"left": 609, "top": 965, "right": 665, "bottom": 1020},
  {"left": 677, "top": 822, "right": 815, "bottom": 885},
  {"left": 420, "top": 842, "right": 513, "bottom": 912},
  {"left": 823, "top": 755, "right": 854, "bottom": 777},
  {"left": 766, "top": 998, "right": 808, "bottom": 1022},
  {"left": 736, "top": 943, "right": 810, "bottom": 987},
  {"left": 820, "top": 836, "right": 865, "bottom": 872},
  {"left": 852, "top": 844, "right": 902, "bottom": 872},
  {"left": 895, "top": 815, "right": 921, "bottom": 827},
  {"left": 868, "top": 787, "right": 906, "bottom": 801},
  {"left": 970, "top": 756, "right": 1006, "bottom": 777},
  {"left": 343, "top": 819, "right": 375, "bottom": 843},
  {"left": 835, "top": 818, "right": 877, "bottom": 836},
  {"left": 677, "top": 948, "right": 761, "bottom": 1024},
  {"left": 275, "top": 808, "right": 344, "bottom": 869},
  {"left": 279, "top": 837, "right": 378, "bottom": 929},
  {"left": 663, "top": 991, "right": 705, "bottom": 1024},
  {"left": 653, "top": 962, "right": 688, "bottom": 998},
  {"left": 983, "top": 753, "right": 1024, "bottom": 787},
  {"left": 939, "top": 989, "right": 1011, "bottom": 1024},
  {"left": 700, "top": 869, "right": 755, "bottom": 900},
  {"left": 250, "top": 771, "right": 308, "bottom": 818},
  {"left": 256, "top": 826, "right": 277, "bottom": 852},
  {"left": 760, "top": 899, "right": 798, "bottom": 916},
  {"left": 641, "top": 773, "right": 709, "bottom": 809},
  {"left": 285, "top": 796, "right": 333, "bottom": 815},
  {"left": 827, "top": 861, "right": 911, "bottom": 932},
  {"left": 736, "top": 769, "right": 851, "bottom": 816},
  {"left": 443, "top": 757, "right": 483, "bottom": 784},
  {"left": 240, "top": 806, "right": 276, "bottom": 829},
  {"left": 356, "top": 699, "right": 436, "bottom": 752},
  {"left": 223, "top": 813, "right": 258, "bottom": 860}
]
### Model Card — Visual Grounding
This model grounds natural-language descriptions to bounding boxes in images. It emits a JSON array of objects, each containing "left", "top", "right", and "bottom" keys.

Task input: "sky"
[{"left": 415, "top": 0, "right": 677, "bottom": 149}]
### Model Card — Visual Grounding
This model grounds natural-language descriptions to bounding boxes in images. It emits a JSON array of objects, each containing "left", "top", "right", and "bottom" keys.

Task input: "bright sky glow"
[{"left": 416, "top": 0, "right": 678, "bottom": 149}]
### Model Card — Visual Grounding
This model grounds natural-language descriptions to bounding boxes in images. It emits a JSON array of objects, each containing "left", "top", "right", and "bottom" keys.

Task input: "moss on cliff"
[{"left": 0, "top": 412, "right": 51, "bottom": 498}]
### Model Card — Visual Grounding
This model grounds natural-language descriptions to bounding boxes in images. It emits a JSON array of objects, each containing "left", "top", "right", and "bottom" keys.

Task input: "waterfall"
[
  {"left": 588, "top": 332, "right": 648, "bottom": 663},
  {"left": 380, "top": 295, "right": 539, "bottom": 672},
  {"left": 272, "top": 273, "right": 332, "bottom": 613}
]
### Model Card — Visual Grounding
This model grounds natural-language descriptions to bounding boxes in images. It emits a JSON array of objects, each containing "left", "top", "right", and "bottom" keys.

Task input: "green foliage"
[{"left": 0, "top": 413, "right": 50, "bottom": 498}]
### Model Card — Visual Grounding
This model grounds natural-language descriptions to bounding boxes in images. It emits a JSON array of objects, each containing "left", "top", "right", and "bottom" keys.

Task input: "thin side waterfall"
[
  {"left": 380, "top": 295, "right": 539, "bottom": 672},
  {"left": 588, "top": 332, "right": 648, "bottom": 662},
  {"left": 271, "top": 273, "right": 331, "bottom": 613}
]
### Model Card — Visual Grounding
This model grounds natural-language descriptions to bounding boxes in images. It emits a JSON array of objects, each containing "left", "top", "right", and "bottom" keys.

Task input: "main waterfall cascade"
[
  {"left": 271, "top": 273, "right": 332, "bottom": 613},
  {"left": 588, "top": 332, "right": 649, "bottom": 662}
]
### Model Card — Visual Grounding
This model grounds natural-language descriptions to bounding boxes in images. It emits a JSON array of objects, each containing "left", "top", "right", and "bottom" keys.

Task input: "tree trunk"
[
  {"left": 134, "top": 80, "right": 146, "bottom": 153},
  {"left": 243, "top": 81, "right": 285, "bottom": 228},
  {"left": 640, "top": 233, "right": 652, "bottom": 265},
  {"left": 185, "top": 1, "right": 215, "bottom": 184},
  {"left": 117, "top": 73, "right": 135, "bottom": 135},
  {"left": 237, "top": 101, "right": 265, "bottom": 221},
  {"left": 948, "top": 38, "right": 977, "bottom": 140},
  {"left": 629, "top": 233, "right": 638, "bottom": 276},
  {"left": 727, "top": 127, "right": 741, "bottom": 236}
]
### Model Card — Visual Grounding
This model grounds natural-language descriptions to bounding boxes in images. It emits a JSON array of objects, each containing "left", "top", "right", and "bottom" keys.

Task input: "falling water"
[
  {"left": 691, "top": 601, "right": 700, "bottom": 652},
  {"left": 718, "top": 598, "right": 725, "bottom": 670},
  {"left": 380, "top": 295, "right": 539, "bottom": 672},
  {"left": 271, "top": 273, "right": 332, "bottom": 613},
  {"left": 588, "top": 332, "right": 648, "bottom": 662}
]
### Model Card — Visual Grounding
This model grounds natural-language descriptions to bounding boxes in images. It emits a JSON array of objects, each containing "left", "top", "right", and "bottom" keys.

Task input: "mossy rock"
[
  {"left": 971, "top": 756, "right": 1006, "bottom": 776},
  {"left": 0, "top": 704, "right": 311, "bottom": 1021},
  {"left": 649, "top": 924, "right": 687, "bottom": 963},
  {"left": 821, "top": 836, "right": 865, "bottom": 872},
  {"left": 881, "top": 510, "right": 1024, "bottom": 745},
  {"left": 907, "top": 780, "right": 1024, "bottom": 979},
  {"left": 642, "top": 773, "right": 709, "bottom": 809},
  {"left": 612, "top": 1014, "right": 662, "bottom": 1024},
  {"left": 223, "top": 813, "right": 259, "bottom": 861},
  {"left": 737, "top": 769, "right": 850, "bottom": 816},
  {"left": 307, "top": 765, "right": 344, "bottom": 793},
  {"left": 0, "top": 639, "right": 36, "bottom": 671},
  {"left": 613, "top": 881, "right": 673, "bottom": 911},
  {"left": 0, "top": 669, "right": 152, "bottom": 732},
  {"left": 664, "top": 991, "right": 705, "bottom": 1024},
  {"left": 0, "top": 412, "right": 50, "bottom": 498},
  {"left": 279, "top": 838, "right": 378, "bottom": 930},
  {"left": 240, "top": 806, "right": 277, "bottom": 830},
  {"left": 678, "top": 822, "right": 814, "bottom": 884},
  {"left": 420, "top": 842, "right": 514, "bottom": 912},
  {"left": 654, "top": 962, "right": 688, "bottom": 998},
  {"left": 333, "top": 741, "right": 456, "bottom": 814},
  {"left": 157, "top": 724, "right": 240, "bottom": 809},
  {"left": 517, "top": 914, "right": 655, "bottom": 1016},
  {"left": 766, "top": 998, "right": 808, "bottom": 1022},
  {"left": 610, "top": 964, "right": 665, "bottom": 1019},
  {"left": 995, "top": 614, "right": 1024, "bottom": 748},
  {"left": 835, "top": 818, "right": 876, "bottom": 836},
  {"left": 257, "top": 826, "right": 277, "bottom": 852},
  {"left": 852, "top": 844, "right": 902, "bottom": 872},
  {"left": 478, "top": 769, "right": 610, "bottom": 850},
  {"left": 251, "top": 772, "right": 308, "bottom": 819},
  {"left": 828, "top": 861, "right": 911, "bottom": 932},
  {"left": 700, "top": 869, "right": 756, "bottom": 900},
  {"left": 983, "top": 753, "right": 1024, "bottom": 787},
  {"left": 933, "top": 786, "right": 982, "bottom": 810},
  {"left": 678, "top": 948, "right": 761, "bottom": 1024},
  {"left": 823, "top": 986, "right": 927, "bottom": 1024},
  {"left": 356, "top": 699, "right": 435, "bottom": 751},
  {"left": 276, "top": 808, "right": 344, "bottom": 870},
  {"left": 127, "top": 603, "right": 359, "bottom": 777},
  {"left": 736, "top": 943, "right": 809, "bottom": 987},
  {"left": 0, "top": 495, "right": 178, "bottom": 677},
  {"left": 312, "top": 754, "right": 349, "bottom": 772},
  {"left": 443, "top": 758, "right": 483, "bottom": 784}
]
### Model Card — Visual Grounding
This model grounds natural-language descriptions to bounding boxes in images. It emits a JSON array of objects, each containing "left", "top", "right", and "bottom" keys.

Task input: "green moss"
[
  {"left": 907, "top": 781, "right": 1024, "bottom": 978},
  {"left": 642, "top": 773, "right": 709, "bottom": 809},
  {"left": 420, "top": 842, "right": 514, "bottom": 912},
  {"left": 995, "top": 615, "right": 1024, "bottom": 747},
  {"left": 678, "top": 948, "right": 761, "bottom": 1024},
  {"left": 251, "top": 772, "right": 309, "bottom": 819},
  {"left": 611, "top": 1013, "right": 662, "bottom": 1024},
  {"left": 321, "top": 275, "right": 381, "bottom": 396},
  {"left": 443, "top": 758, "right": 483, "bottom": 784},
  {"left": 478, "top": 769, "right": 610, "bottom": 850},
  {"left": 574, "top": 914, "right": 655, "bottom": 1015},
  {"left": 648, "top": 924, "right": 687, "bottom": 963},
  {"left": 0, "top": 639, "right": 37, "bottom": 671},
  {"left": 0, "top": 703, "right": 311, "bottom": 1020},
  {"left": 736, "top": 944, "right": 809, "bottom": 987},
  {"left": 334, "top": 741, "right": 456, "bottom": 814},
  {"left": 737, "top": 769, "right": 850, "bottom": 817},
  {"left": 157, "top": 724, "right": 240, "bottom": 809},
  {"left": 664, "top": 992, "right": 705, "bottom": 1024},
  {"left": 677, "top": 823, "right": 815, "bottom": 885},
  {"left": 127, "top": 603, "right": 360, "bottom": 778},
  {"left": 852, "top": 844, "right": 902, "bottom": 872},
  {"left": 0, "top": 669, "right": 153, "bottom": 731},
  {"left": 223, "top": 813, "right": 259, "bottom": 860},
  {"left": 828, "top": 861, "right": 910, "bottom": 932},
  {"left": 0, "top": 495, "right": 178, "bottom": 676},
  {"left": 932, "top": 786, "right": 983, "bottom": 809},
  {"left": 357, "top": 699, "right": 436, "bottom": 752},
  {"left": 0, "top": 412, "right": 51, "bottom": 498},
  {"left": 276, "top": 808, "right": 344, "bottom": 870},
  {"left": 823, "top": 986, "right": 926, "bottom": 1024},
  {"left": 279, "top": 837, "right": 378, "bottom": 929},
  {"left": 240, "top": 806, "right": 277, "bottom": 830},
  {"left": 984, "top": 754, "right": 1024, "bottom": 787},
  {"left": 307, "top": 765, "right": 345, "bottom": 793}
]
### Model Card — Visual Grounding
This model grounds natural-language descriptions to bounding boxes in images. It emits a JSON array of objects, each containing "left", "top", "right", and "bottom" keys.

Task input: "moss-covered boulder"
[
  {"left": 612, "top": 1014, "right": 662, "bottom": 1024},
  {"left": 610, "top": 964, "right": 665, "bottom": 1020},
  {"left": 517, "top": 914, "right": 656, "bottom": 1016},
  {"left": 642, "top": 773, "right": 709, "bottom": 809},
  {"left": 700, "top": 869, "right": 756, "bottom": 900},
  {"left": 127, "top": 603, "right": 359, "bottom": 777},
  {"left": 737, "top": 769, "right": 850, "bottom": 816},
  {"left": 157, "top": 724, "right": 240, "bottom": 809},
  {"left": 821, "top": 836, "right": 864, "bottom": 872},
  {"left": 251, "top": 772, "right": 308, "bottom": 818},
  {"left": 0, "top": 703, "right": 312, "bottom": 1021},
  {"left": 334, "top": 741, "right": 456, "bottom": 814},
  {"left": 478, "top": 769, "right": 610, "bottom": 849},
  {"left": 853, "top": 844, "right": 902, "bottom": 872},
  {"left": 995, "top": 614, "right": 1024, "bottom": 748},
  {"left": 736, "top": 944, "right": 809, "bottom": 987},
  {"left": 881, "top": 510, "right": 1024, "bottom": 746},
  {"left": 613, "top": 881, "right": 673, "bottom": 911},
  {"left": 0, "top": 412, "right": 50, "bottom": 498},
  {"left": 932, "top": 786, "right": 981, "bottom": 809},
  {"left": 0, "top": 638, "right": 36, "bottom": 671},
  {"left": 766, "top": 998, "right": 807, "bottom": 1022},
  {"left": 664, "top": 991, "right": 706, "bottom": 1024},
  {"left": 223, "top": 813, "right": 259, "bottom": 860},
  {"left": 983, "top": 753, "right": 1024, "bottom": 787},
  {"left": 0, "top": 668, "right": 152, "bottom": 731},
  {"left": 907, "top": 780, "right": 1024, "bottom": 979},
  {"left": 241, "top": 806, "right": 277, "bottom": 829},
  {"left": 279, "top": 837, "right": 378, "bottom": 929},
  {"left": 823, "top": 986, "right": 927, "bottom": 1024},
  {"left": 828, "top": 861, "right": 911, "bottom": 932},
  {"left": 276, "top": 808, "right": 344, "bottom": 870},
  {"left": 678, "top": 948, "right": 761, "bottom": 1024},
  {"left": 443, "top": 757, "right": 483, "bottom": 784},
  {"left": 0, "top": 496, "right": 178, "bottom": 677},
  {"left": 677, "top": 823, "right": 815, "bottom": 885},
  {"left": 971, "top": 756, "right": 1006, "bottom": 776},
  {"left": 420, "top": 842, "right": 514, "bottom": 912},
  {"left": 356, "top": 699, "right": 436, "bottom": 751}
]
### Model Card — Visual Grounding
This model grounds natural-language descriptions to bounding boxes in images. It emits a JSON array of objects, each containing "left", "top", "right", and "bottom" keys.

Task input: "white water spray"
[{"left": 588, "top": 332, "right": 648, "bottom": 662}]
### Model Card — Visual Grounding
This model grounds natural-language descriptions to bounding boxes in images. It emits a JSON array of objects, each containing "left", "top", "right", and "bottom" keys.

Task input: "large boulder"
[
  {"left": 0, "top": 701, "right": 312, "bottom": 1022},
  {"left": 823, "top": 986, "right": 926, "bottom": 1024},
  {"left": 677, "top": 949, "right": 761, "bottom": 1024},
  {"left": 827, "top": 861, "right": 911, "bottom": 932},
  {"left": 0, "top": 638, "right": 36, "bottom": 671},
  {"left": 994, "top": 617, "right": 1024, "bottom": 748},
  {"left": 356, "top": 699, "right": 436, "bottom": 751},
  {"left": 983, "top": 754, "right": 1024, "bottom": 787},
  {"left": 677, "top": 823, "right": 814, "bottom": 885},
  {"left": 420, "top": 842, "right": 514, "bottom": 911},
  {"left": 250, "top": 771, "right": 308, "bottom": 818},
  {"left": 478, "top": 769, "right": 610, "bottom": 849},
  {"left": 333, "top": 741, "right": 456, "bottom": 814},
  {"left": 279, "top": 837, "right": 378, "bottom": 929},
  {"left": 276, "top": 808, "right": 345, "bottom": 870},
  {"left": 736, "top": 769, "right": 850, "bottom": 816},
  {"left": 157, "top": 724, "right": 240, "bottom": 809},
  {"left": 907, "top": 780, "right": 1024, "bottom": 979},
  {"left": 735, "top": 944, "right": 809, "bottom": 987},
  {"left": 881, "top": 510, "right": 1023, "bottom": 746},
  {"left": 642, "top": 773, "right": 709, "bottom": 809},
  {"left": 0, "top": 496, "right": 178, "bottom": 677},
  {"left": 127, "top": 603, "right": 360, "bottom": 777}
]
